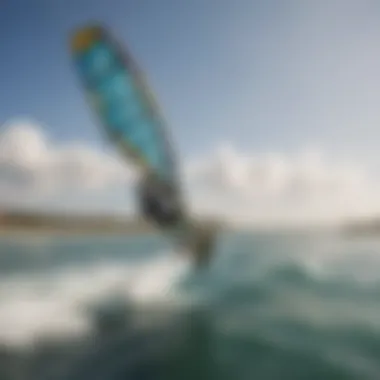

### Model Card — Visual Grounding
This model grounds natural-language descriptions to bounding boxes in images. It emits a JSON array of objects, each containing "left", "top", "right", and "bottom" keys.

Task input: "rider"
[
  {"left": 137, "top": 173, "right": 215, "bottom": 267},
  {"left": 137, "top": 174, "right": 184, "bottom": 228}
]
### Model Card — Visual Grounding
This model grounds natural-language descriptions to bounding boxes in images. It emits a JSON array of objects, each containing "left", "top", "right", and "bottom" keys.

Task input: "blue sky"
[
  {"left": 3, "top": 0, "right": 380, "bottom": 156},
  {"left": 1, "top": 0, "right": 275, "bottom": 156},
  {"left": 2, "top": 0, "right": 380, "bottom": 223}
]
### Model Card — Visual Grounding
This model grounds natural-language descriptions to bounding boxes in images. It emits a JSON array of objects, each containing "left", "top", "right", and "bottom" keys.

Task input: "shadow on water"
[
  {"left": 0, "top": 294, "right": 358, "bottom": 380},
  {"left": 0, "top": 298, "right": 221, "bottom": 380}
]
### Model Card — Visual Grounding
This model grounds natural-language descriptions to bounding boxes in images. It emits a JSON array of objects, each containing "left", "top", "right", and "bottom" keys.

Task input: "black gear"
[{"left": 138, "top": 177, "right": 183, "bottom": 228}]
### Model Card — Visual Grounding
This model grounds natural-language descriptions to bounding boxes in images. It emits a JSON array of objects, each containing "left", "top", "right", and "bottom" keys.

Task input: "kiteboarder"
[
  {"left": 137, "top": 173, "right": 184, "bottom": 228},
  {"left": 69, "top": 24, "right": 216, "bottom": 268}
]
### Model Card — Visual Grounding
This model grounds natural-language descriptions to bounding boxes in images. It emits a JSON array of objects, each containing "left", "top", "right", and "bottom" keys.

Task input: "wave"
[{"left": 0, "top": 251, "right": 191, "bottom": 349}]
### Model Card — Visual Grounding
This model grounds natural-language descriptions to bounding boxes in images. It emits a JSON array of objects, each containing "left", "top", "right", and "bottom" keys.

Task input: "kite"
[{"left": 69, "top": 24, "right": 216, "bottom": 267}]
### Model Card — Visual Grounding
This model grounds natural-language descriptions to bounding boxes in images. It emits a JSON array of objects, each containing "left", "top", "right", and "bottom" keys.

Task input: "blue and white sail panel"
[{"left": 70, "top": 25, "right": 177, "bottom": 185}]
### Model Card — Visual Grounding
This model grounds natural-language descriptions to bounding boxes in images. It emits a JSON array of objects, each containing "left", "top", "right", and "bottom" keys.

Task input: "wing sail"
[
  {"left": 70, "top": 25, "right": 178, "bottom": 187},
  {"left": 69, "top": 25, "right": 217, "bottom": 267}
]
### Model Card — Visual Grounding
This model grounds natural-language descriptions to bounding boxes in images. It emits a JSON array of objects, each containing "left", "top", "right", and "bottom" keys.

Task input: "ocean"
[{"left": 0, "top": 230, "right": 380, "bottom": 380}]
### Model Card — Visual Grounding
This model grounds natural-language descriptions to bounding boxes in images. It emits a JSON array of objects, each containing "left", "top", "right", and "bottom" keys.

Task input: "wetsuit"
[
  {"left": 138, "top": 176, "right": 184, "bottom": 228},
  {"left": 137, "top": 175, "right": 215, "bottom": 268}
]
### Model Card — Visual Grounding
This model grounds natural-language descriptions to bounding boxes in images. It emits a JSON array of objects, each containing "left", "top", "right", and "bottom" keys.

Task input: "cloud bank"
[
  {"left": 186, "top": 145, "right": 380, "bottom": 226},
  {"left": 0, "top": 119, "right": 135, "bottom": 208},
  {"left": 1, "top": 119, "right": 380, "bottom": 226}
]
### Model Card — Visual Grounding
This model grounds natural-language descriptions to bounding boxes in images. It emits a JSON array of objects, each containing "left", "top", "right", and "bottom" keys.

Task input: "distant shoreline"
[
  {"left": 341, "top": 219, "right": 380, "bottom": 237},
  {"left": 0, "top": 227, "right": 157, "bottom": 238},
  {"left": 0, "top": 211, "right": 156, "bottom": 238},
  {"left": 0, "top": 210, "right": 225, "bottom": 238}
]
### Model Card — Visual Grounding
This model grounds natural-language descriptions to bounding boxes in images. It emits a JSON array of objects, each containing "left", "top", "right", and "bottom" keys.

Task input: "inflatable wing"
[
  {"left": 69, "top": 24, "right": 216, "bottom": 268},
  {"left": 70, "top": 25, "right": 178, "bottom": 187}
]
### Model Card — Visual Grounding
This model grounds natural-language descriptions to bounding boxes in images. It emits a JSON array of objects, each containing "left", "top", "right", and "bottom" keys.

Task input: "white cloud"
[
  {"left": 1, "top": 119, "right": 379, "bottom": 226},
  {"left": 0, "top": 119, "right": 135, "bottom": 205},
  {"left": 186, "top": 143, "right": 380, "bottom": 227}
]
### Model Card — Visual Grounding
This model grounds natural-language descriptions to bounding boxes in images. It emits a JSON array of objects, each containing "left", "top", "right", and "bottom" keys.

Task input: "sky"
[{"left": 2, "top": 0, "right": 380, "bottom": 225}]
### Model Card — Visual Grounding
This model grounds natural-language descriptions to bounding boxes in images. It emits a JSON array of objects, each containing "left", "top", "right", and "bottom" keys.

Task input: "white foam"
[{"left": 0, "top": 252, "right": 190, "bottom": 349}]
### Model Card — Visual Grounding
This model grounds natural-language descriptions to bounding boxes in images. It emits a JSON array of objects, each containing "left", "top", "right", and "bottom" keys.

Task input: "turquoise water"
[{"left": 0, "top": 231, "right": 380, "bottom": 379}]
